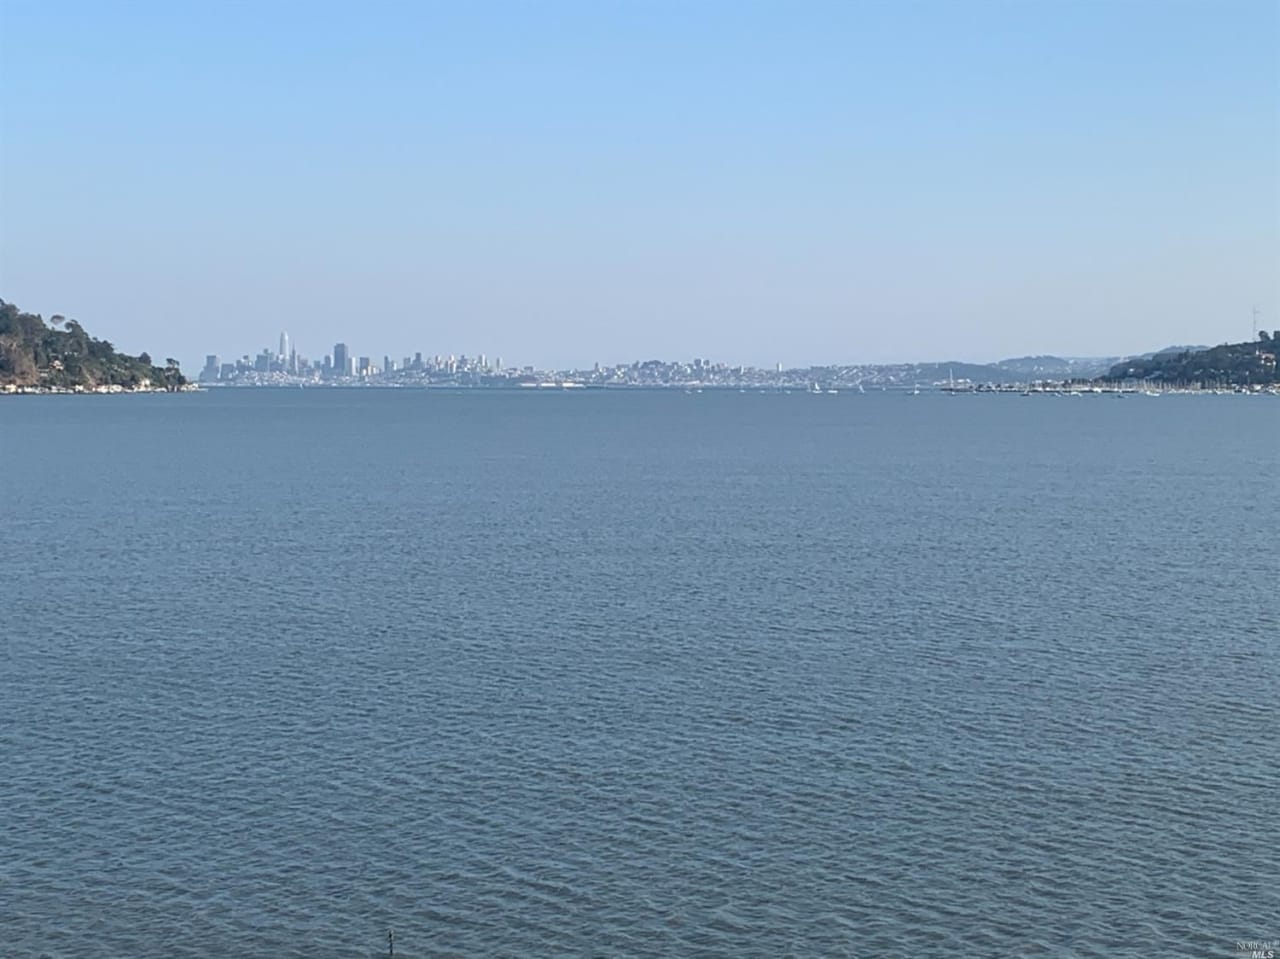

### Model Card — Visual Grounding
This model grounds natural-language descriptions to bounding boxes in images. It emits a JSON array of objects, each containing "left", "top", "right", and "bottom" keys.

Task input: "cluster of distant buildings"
[
  {"left": 199, "top": 335, "right": 833, "bottom": 390},
  {"left": 194, "top": 333, "right": 1005, "bottom": 391},
  {"left": 195, "top": 335, "right": 1027, "bottom": 392},
  {"left": 199, "top": 332, "right": 510, "bottom": 385},
  {"left": 197, "top": 332, "right": 1279, "bottom": 394}
]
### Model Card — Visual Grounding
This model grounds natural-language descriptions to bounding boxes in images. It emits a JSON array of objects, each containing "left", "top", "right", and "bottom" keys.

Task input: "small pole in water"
[{"left": 388, "top": 929, "right": 394, "bottom": 956}]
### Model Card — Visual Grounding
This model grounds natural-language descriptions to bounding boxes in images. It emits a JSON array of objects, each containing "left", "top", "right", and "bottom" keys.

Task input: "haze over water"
[{"left": 3, "top": 390, "right": 1277, "bottom": 957}]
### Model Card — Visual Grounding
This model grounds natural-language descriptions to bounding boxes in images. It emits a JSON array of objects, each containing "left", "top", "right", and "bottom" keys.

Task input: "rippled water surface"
[{"left": 2, "top": 390, "right": 1277, "bottom": 958}]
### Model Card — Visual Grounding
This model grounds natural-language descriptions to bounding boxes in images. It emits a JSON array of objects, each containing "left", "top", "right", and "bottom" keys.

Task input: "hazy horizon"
[{"left": 2, "top": 1, "right": 1277, "bottom": 371}]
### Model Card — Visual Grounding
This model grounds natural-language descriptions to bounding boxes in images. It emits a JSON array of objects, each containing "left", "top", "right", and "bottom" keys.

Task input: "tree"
[
  {"left": 1260, "top": 330, "right": 1272, "bottom": 342},
  {"left": 0, "top": 299, "right": 187, "bottom": 389}
]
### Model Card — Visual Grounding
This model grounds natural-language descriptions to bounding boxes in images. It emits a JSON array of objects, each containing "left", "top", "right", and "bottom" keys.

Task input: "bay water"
[{"left": 2, "top": 389, "right": 1276, "bottom": 957}]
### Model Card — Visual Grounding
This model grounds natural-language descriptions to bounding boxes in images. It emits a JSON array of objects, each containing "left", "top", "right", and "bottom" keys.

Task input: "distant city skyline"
[
  {"left": 194, "top": 323, "right": 1242, "bottom": 384},
  {"left": 2, "top": 1, "right": 1276, "bottom": 370},
  {"left": 189, "top": 323, "right": 1279, "bottom": 392}
]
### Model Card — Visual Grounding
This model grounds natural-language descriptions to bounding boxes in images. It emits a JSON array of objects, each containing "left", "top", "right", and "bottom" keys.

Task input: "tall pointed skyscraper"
[{"left": 279, "top": 331, "right": 290, "bottom": 361}]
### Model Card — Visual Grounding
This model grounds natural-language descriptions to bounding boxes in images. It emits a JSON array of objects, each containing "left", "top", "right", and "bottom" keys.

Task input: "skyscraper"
[
  {"left": 199, "top": 355, "right": 221, "bottom": 383},
  {"left": 279, "top": 331, "right": 290, "bottom": 361},
  {"left": 333, "top": 343, "right": 349, "bottom": 378}
]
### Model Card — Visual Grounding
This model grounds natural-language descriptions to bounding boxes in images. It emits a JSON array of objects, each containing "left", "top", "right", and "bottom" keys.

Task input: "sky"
[{"left": 1, "top": 0, "right": 1277, "bottom": 371}]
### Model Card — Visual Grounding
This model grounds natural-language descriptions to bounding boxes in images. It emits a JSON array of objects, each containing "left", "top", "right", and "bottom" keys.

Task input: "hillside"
[
  {"left": 1104, "top": 336, "right": 1278, "bottom": 386},
  {"left": 994, "top": 354, "right": 1120, "bottom": 380},
  {"left": 0, "top": 299, "right": 185, "bottom": 391}
]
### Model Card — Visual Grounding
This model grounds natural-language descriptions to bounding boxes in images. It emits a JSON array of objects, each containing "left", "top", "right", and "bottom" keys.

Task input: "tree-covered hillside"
[
  {"left": 0, "top": 299, "right": 185, "bottom": 390},
  {"left": 1104, "top": 335, "right": 1278, "bottom": 386}
]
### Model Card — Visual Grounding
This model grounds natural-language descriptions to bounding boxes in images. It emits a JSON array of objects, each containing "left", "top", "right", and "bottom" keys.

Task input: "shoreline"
[
  {"left": 0, "top": 384, "right": 199, "bottom": 396},
  {"left": 5, "top": 382, "right": 1275, "bottom": 397}
]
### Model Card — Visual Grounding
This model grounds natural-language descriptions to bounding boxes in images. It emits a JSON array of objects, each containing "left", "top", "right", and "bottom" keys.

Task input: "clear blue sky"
[{"left": 1, "top": 0, "right": 1277, "bottom": 369}]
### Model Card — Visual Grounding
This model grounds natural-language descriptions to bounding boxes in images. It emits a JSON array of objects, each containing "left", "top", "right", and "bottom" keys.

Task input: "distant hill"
[
  {"left": 1134, "top": 344, "right": 1210, "bottom": 360},
  {"left": 914, "top": 361, "right": 1026, "bottom": 385},
  {"left": 1104, "top": 337, "right": 1278, "bottom": 386},
  {"left": 994, "top": 354, "right": 1119, "bottom": 380},
  {"left": 0, "top": 298, "right": 185, "bottom": 390}
]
